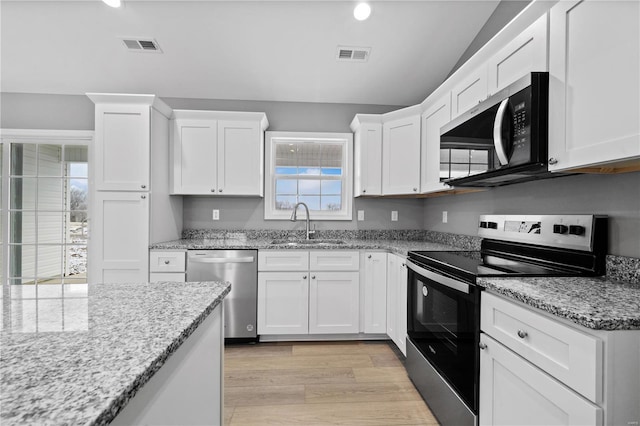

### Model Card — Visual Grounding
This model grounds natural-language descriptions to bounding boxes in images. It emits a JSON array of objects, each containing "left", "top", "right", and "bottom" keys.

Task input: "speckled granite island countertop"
[
  {"left": 0, "top": 281, "right": 231, "bottom": 426},
  {"left": 478, "top": 276, "right": 640, "bottom": 330}
]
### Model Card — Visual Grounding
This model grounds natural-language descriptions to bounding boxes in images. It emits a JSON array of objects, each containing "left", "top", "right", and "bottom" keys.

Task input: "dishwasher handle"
[{"left": 189, "top": 256, "right": 255, "bottom": 264}]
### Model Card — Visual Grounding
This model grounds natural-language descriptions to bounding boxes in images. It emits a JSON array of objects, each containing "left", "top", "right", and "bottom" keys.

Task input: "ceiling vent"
[
  {"left": 121, "top": 38, "right": 163, "bottom": 53},
  {"left": 336, "top": 46, "right": 371, "bottom": 62}
]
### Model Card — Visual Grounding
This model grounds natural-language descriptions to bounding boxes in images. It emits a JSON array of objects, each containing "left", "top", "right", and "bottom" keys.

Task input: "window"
[
  {"left": 439, "top": 148, "right": 490, "bottom": 180},
  {"left": 0, "top": 131, "right": 91, "bottom": 291},
  {"left": 265, "top": 131, "right": 353, "bottom": 220}
]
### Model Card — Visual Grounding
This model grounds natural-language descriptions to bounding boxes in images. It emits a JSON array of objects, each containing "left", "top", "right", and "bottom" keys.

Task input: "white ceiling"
[{"left": 0, "top": 0, "right": 501, "bottom": 106}]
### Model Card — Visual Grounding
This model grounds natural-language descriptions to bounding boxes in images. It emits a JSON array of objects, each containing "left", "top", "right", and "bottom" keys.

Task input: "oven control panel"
[{"left": 477, "top": 215, "right": 606, "bottom": 252}]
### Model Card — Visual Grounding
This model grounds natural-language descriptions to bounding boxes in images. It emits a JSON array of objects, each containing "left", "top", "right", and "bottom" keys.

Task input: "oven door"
[{"left": 406, "top": 259, "right": 480, "bottom": 411}]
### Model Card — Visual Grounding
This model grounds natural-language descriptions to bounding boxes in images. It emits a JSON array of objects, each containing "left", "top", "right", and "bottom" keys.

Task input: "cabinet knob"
[
  {"left": 517, "top": 329, "right": 528, "bottom": 339},
  {"left": 413, "top": 187, "right": 417, "bottom": 192},
  {"left": 141, "top": 195, "right": 146, "bottom": 199},
  {"left": 211, "top": 189, "right": 215, "bottom": 192},
  {"left": 141, "top": 184, "right": 146, "bottom": 189},
  {"left": 363, "top": 189, "right": 367, "bottom": 193},
  {"left": 402, "top": 263, "right": 406, "bottom": 267},
  {"left": 218, "top": 189, "right": 223, "bottom": 193},
  {"left": 311, "top": 275, "right": 316, "bottom": 280},
  {"left": 368, "top": 255, "right": 372, "bottom": 259},
  {"left": 479, "top": 342, "right": 487, "bottom": 350},
  {"left": 164, "top": 260, "right": 170, "bottom": 265},
  {"left": 549, "top": 157, "right": 558, "bottom": 165},
  {"left": 303, "top": 275, "right": 307, "bottom": 279}
]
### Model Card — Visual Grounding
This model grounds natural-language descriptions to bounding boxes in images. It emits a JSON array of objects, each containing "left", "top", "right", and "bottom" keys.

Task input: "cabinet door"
[
  {"left": 354, "top": 122, "right": 383, "bottom": 196},
  {"left": 548, "top": 0, "right": 640, "bottom": 172},
  {"left": 258, "top": 272, "right": 309, "bottom": 335},
  {"left": 171, "top": 119, "right": 217, "bottom": 194},
  {"left": 395, "top": 258, "right": 408, "bottom": 356},
  {"left": 479, "top": 334, "right": 602, "bottom": 426},
  {"left": 309, "top": 271, "right": 359, "bottom": 334},
  {"left": 420, "top": 94, "right": 452, "bottom": 194},
  {"left": 487, "top": 14, "right": 548, "bottom": 94},
  {"left": 92, "top": 192, "right": 149, "bottom": 283},
  {"left": 450, "top": 68, "right": 488, "bottom": 118},
  {"left": 386, "top": 254, "right": 398, "bottom": 343},
  {"left": 94, "top": 104, "right": 150, "bottom": 191},
  {"left": 363, "top": 253, "right": 387, "bottom": 334},
  {"left": 382, "top": 115, "right": 421, "bottom": 194},
  {"left": 217, "top": 120, "right": 263, "bottom": 196}
]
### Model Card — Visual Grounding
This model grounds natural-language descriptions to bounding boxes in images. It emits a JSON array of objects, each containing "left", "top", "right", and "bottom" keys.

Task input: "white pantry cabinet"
[
  {"left": 548, "top": 0, "right": 640, "bottom": 173},
  {"left": 386, "top": 253, "right": 408, "bottom": 355},
  {"left": 171, "top": 110, "right": 269, "bottom": 196},
  {"left": 257, "top": 250, "right": 360, "bottom": 336},
  {"left": 420, "top": 93, "right": 453, "bottom": 194},
  {"left": 480, "top": 292, "right": 640, "bottom": 426},
  {"left": 92, "top": 192, "right": 149, "bottom": 283},
  {"left": 351, "top": 114, "right": 383, "bottom": 196},
  {"left": 381, "top": 105, "right": 421, "bottom": 195},
  {"left": 88, "top": 93, "right": 182, "bottom": 283},
  {"left": 362, "top": 252, "right": 387, "bottom": 334}
]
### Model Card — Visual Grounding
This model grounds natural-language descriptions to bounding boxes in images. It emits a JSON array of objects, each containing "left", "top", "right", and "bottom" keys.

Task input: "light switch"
[
  {"left": 391, "top": 211, "right": 398, "bottom": 221},
  {"left": 357, "top": 210, "right": 365, "bottom": 221},
  {"left": 212, "top": 209, "right": 220, "bottom": 220}
]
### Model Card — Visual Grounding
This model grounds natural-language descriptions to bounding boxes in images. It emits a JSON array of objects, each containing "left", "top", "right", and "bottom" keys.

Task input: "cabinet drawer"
[
  {"left": 149, "top": 251, "right": 186, "bottom": 272},
  {"left": 150, "top": 272, "right": 186, "bottom": 282},
  {"left": 309, "top": 251, "right": 360, "bottom": 271},
  {"left": 258, "top": 251, "right": 309, "bottom": 271},
  {"left": 481, "top": 292, "right": 602, "bottom": 402}
]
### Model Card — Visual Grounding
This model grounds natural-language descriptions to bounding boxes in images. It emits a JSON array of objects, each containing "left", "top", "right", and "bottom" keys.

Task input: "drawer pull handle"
[
  {"left": 479, "top": 342, "right": 487, "bottom": 350},
  {"left": 164, "top": 260, "right": 170, "bottom": 265},
  {"left": 517, "top": 329, "right": 528, "bottom": 339}
]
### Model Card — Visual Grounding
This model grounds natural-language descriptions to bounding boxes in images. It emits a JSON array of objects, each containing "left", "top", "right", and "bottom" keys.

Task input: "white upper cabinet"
[
  {"left": 170, "top": 110, "right": 268, "bottom": 196},
  {"left": 548, "top": 0, "right": 640, "bottom": 173},
  {"left": 420, "top": 93, "right": 452, "bottom": 194},
  {"left": 351, "top": 114, "right": 383, "bottom": 196},
  {"left": 450, "top": 68, "right": 488, "bottom": 119},
  {"left": 486, "top": 14, "right": 548, "bottom": 95},
  {"left": 382, "top": 105, "right": 422, "bottom": 195},
  {"left": 89, "top": 94, "right": 172, "bottom": 192}
]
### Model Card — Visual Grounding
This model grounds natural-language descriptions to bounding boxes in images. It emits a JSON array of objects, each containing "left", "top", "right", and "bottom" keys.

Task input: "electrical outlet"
[
  {"left": 442, "top": 211, "right": 448, "bottom": 223},
  {"left": 212, "top": 209, "right": 220, "bottom": 220},
  {"left": 391, "top": 211, "right": 398, "bottom": 222},
  {"left": 357, "top": 210, "right": 365, "bottom": 221}
]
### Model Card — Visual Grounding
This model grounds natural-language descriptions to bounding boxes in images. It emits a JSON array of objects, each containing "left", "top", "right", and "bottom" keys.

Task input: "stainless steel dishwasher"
[{"left": 186, "top": 250, "right": 258, "bottom": 340}]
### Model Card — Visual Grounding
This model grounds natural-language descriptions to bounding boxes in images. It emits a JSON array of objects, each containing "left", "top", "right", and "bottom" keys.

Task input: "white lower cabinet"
[
  {"left": 386, "top": 253, "right": 408, "bottom": 355},
  {"left": 479, "top": 332, "right": 602, "bottom": 426},
  {"left": 257, "top": 250, "right": 360, "bottom": 336},
  {"left": 149, "top": 250, "right": 186, "bottom": 282},
  {"left": 480, "top": 291, "right": 640, "bottom": 426},
  {"left": 363, "top": 252, "right": 387, "bottom": 334}
]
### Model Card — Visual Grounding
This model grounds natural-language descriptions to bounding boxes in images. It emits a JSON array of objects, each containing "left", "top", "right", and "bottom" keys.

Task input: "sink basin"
[{"left": 269, "top": 239, "right": 346, "bottom": 246}]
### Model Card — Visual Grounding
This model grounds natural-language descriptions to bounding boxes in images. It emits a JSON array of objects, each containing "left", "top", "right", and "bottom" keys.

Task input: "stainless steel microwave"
[{"left": 440, "top": 72, "right": 549, "bottom": 187}]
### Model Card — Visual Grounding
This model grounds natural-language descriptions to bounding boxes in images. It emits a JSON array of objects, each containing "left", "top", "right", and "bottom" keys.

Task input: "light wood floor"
[{"left": 224, "top": 341, "right": 439, "bottom": 425}]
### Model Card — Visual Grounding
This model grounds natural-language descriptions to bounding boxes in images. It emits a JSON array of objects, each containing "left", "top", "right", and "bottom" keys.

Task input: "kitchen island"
[{"left": 0, "top": 281, "right": 230, "bottom": 425}]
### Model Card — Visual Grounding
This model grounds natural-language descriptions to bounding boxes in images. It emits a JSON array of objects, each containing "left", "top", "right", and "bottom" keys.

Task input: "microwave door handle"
[{"left": 493, "top": 98, "right": 510, "bottom": 166}]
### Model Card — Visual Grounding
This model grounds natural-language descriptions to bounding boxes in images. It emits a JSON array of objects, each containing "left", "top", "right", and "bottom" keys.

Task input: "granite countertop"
[
  {"left": 149, "top": 237, "right": 463, "bottom": 256},
  {"left": 0, "top": 281, "right": 231, "bottom": 426},
  {"left": 478, "top": 276, "right": 640, "bottom": 331}
]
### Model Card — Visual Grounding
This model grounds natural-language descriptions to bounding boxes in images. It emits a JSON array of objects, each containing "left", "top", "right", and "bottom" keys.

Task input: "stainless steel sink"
[{"left": 269, "top": 239, "right": 346, "bottom": 246}]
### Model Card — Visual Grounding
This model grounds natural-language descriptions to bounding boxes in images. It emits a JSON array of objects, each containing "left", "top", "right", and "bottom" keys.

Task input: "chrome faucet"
[{"left": 290, "top": 202, "right": 315, "bottom": 240}]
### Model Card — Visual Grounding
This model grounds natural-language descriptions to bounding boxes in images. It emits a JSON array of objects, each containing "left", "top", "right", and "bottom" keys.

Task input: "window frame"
[{"left": 264, "top": 131, "right": 353, "bottom": 221}]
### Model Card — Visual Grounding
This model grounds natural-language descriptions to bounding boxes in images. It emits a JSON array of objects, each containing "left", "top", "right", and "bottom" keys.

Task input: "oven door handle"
[{"left": 406, "top": 259, "right": 470, "bottom": 294}]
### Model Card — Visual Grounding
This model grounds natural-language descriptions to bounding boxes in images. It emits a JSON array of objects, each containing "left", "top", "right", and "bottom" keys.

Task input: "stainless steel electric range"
[{"left": 404, "top": 214, "right": 607, "bottom": 425}]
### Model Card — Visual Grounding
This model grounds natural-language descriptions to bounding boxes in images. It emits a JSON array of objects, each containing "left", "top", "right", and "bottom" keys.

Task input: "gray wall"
[
  {"left": 1, "top": 93, "right": 95, "bottom": 130},
  {"left": 423, "top": 172, "right": 640, "bottom": 257},
  {"left": 183, "top": 197, "right": 424, "bottom": 231}
]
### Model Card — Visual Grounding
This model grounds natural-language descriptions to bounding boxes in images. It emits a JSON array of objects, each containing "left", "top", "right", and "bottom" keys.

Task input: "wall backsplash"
[{"left": 422, "top": 172, "right": 640, "bottom": 258}]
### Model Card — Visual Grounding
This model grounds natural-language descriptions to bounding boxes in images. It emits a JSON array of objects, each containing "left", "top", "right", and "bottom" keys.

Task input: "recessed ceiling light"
[
  {"left": 102, "top": 0, "right": 122, "bottom": 8},
  {"left": 353, "top": 3, "right": 371, "bottom": 21}
]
